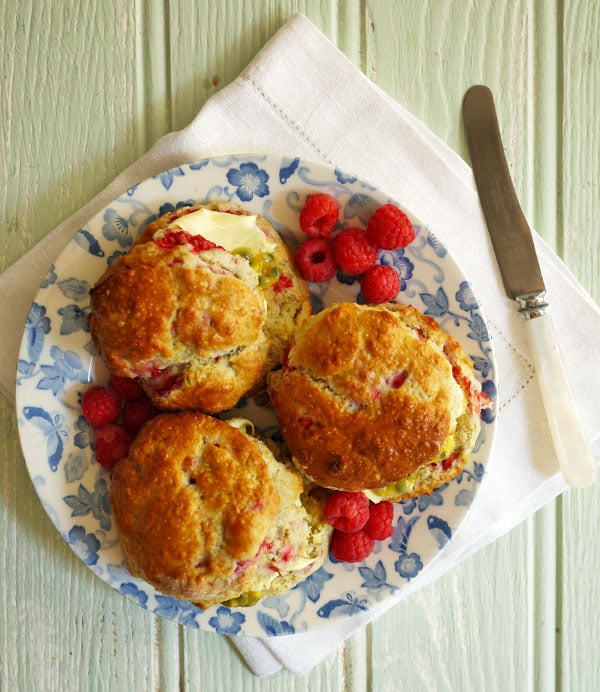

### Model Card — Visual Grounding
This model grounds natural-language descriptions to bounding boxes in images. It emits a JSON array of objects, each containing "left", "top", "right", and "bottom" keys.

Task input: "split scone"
[
  {"left": 268, "top": 302, "right": 488, "bottom": 502},
  {"left": 110, "top": 412, "right": 332, "bottom": 609},
  {"left": 89, "top": 201, "right": 311, "bottom": 413}
]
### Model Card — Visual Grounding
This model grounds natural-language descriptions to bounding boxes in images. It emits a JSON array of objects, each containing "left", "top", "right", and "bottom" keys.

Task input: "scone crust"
[
  {"left": 110, "top": 412, "right": 332, "bottom": 609},
  {"left": 268, "top": 302, "right": 480, "bottom": 491},
  {"left": 89, "top": 239, "right": 268, "bottom": 412},
  {"left": 137, "top": 200, "right": 312, "bottom": 390}
]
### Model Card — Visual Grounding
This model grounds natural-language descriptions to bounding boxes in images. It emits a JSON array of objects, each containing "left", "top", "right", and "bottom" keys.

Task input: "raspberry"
[
  {"left": 295, "top": 237, "right": 338, "bottom": 282},
  {"left": 330, "top": 529, "right": 374, "bottom": 562},
  {"left": 364, "top": 501, "right": 394, "bottom": 540},
  {"left": 441, "top": 451, "right": 457, "bottom": 471},
  {"left": 324, "top": 491, "right": 370, "bottom": 532},
  {"left": 366, "top": 204, "right": 415, "bottom": 250},
  {"left": 122, "top": 397, "right": 159, "bottom": 433},
  {"left": 94, "top": 423, "right": 134, "bottom": 469},
  {"left": 145, "top": 365, "right": 183, "bottom": 395},
  {"left": 81, "top": 386, "right": 122, "bottom": 428},
  {"left": 154, "top": 228, "right": 218, "bottom": 253},
  {"left": 299, "top": 193, "right": 339, "bottom": 237},
  {"left": 332, "top": 227, "right": 379, "bottom": 275},
  {"left": 109, "top": 374, "right": 144, "bottom": 401},
  {"left": 154, "top": 229, "right": 192, "bottom": 249},
  {"left": 273, "top": 275, "right": 294, "bottom": 293},
  {"left": 188, "top": 235, "right": 221, "bottom": 253},
  {"left": 360, "top": 264, "right": 400, "bottom": 303}
]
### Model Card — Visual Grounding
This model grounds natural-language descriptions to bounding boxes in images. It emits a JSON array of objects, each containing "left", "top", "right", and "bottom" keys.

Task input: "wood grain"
[{"left": 558, "top": 2, "right": 600, "bottom": 691}]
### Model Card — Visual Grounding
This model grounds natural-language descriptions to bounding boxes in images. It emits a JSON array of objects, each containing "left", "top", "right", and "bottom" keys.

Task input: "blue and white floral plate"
[{"left": 15, "top": 154, "right": 497, "bottom": 636}]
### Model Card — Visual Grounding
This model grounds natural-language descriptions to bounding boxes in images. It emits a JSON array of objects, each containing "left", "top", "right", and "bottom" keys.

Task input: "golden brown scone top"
[
  {"left": 136, "top": 200, "right": 312, "bottom": 389},
  {"left": 110, "top": 412, "right": 280, "bottom": 604},
  {"left": 89, "top": 238, "right": 268, "bottom": 412},
  {"left": 268, "top": 302, "right": 467, "bottom": 490}
]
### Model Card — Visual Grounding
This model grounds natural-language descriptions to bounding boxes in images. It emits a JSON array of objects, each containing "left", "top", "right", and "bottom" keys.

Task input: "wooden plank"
[
  {"left": 527, "top": 4, "right": 561, "bottom": 690},
  {"left": 167, "top": 1, "right": 302, "bottom": 133},
  {"left": 0, "top": 2, "right": 140, "bottom": 268},
  {"left": 134, "top": 0, "right": 173, "bottom": 147},
  {"left": 182, "top": 632, "right": 343, "bottom": 690},
  {"left": 558, "top": 2, "right": 600, "bottom": 691},
  {"left": 560, "top": 0, "right": 600, "bottom": 299}
]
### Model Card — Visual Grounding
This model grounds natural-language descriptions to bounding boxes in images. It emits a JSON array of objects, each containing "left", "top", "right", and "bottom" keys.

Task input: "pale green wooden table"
[{"left": 2, "top": 2, "right": 600, "bottom": 690}]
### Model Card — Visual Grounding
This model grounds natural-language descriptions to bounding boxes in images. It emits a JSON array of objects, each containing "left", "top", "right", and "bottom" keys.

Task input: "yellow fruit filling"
[{"left": 233, "top": 248, "right": 281, "bottom": 288}]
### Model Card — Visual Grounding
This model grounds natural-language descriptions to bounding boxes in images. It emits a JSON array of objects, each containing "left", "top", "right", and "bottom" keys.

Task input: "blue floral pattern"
[
  {"left": 209, "top": 606, "right": 246, "bottom": 635},
  {"left": 74, "top": 230, "right": 105, "bottom": 257},
  {"left": 58, "top": 277, "right": 91, "bottom": 301},
  {"left": 154, "top": 166, "right": 185, "bottom": 191},
  {"left": 344, "top": 193, "right": 379, "bottom": 225},
  {"left": 37, "top": 346, "right": 87, "bottom": 396},
  {"left": 389, "top": 516, "right": 424, "bottom": 580},
  {"left": 379, "top": 249, "right": 415, "bottom": 290},
  {"left": 278, "top": 157, "right": 300, "bottom": 183},
  {"left": 72, "top": 415, "right": 92, "bottom": 450},
  {"left": 154, "top": 595, "right": 200, "bottom": 628},
  {"left": 317, "top": 592, "right": 369, "bottom": 619},
  {"left": 358, "top": 560, "right": 397, "bottom": 594},
  {"left": 16, "top": 154, "right": 497, "bottom": 636},
  {"left": 64, "top": 449, "right": 89, "bottom": 483},
  {"left": 20, "top": 302, "right": 50, "bottom": 366},
  {"left": 21, "top": 406, "right": 67, "bottom": 472},
  {"left": 293, "top": 566, "right": 334, "bottom": 602},
  {"left": 101, "top": 208, "right": 132, "bottom": 248},
  {"left": 57, "top": 304, "right": 90, "bottom": 335},
  {"left": 68, "top": 525, "right": 100, "bottom": 566},
  {"left": 42, "top": 265, "right": 58, "bottom": 287},
  {"left": 257, "top": 611, "right": 295, "bottom": 635},
  {"left": 63, "top": 478, "right": 112, "bottom": 531},
  {"left": 119, "top": 582, "right": 148, "bottom": 607},
  {"left": 226, "top": 161, "right": 270, "bottom": 201}
]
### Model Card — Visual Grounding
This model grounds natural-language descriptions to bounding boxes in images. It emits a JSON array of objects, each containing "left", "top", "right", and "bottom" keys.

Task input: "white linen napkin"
[{"left": 2, "top": 12, "right": 600, "bottom": 677}]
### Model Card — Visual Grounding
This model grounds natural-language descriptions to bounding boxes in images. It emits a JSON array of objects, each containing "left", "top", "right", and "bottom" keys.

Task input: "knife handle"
[{"left": 524, "top": 313, "right": 597, "bottom": 487}]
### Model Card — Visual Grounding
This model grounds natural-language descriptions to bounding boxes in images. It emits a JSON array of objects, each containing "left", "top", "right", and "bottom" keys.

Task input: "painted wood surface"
[{"left": 2, "top": 1, "right": 599, "bottom": 689}]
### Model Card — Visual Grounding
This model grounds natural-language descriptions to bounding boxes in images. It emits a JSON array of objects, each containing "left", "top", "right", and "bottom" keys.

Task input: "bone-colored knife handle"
[{"left": 525, "top": 313, "right": 596, "bottom": 487}]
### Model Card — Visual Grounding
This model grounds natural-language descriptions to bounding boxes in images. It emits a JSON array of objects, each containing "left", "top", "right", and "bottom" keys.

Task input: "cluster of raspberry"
[
  {"left": 295, "top": 193, "right": 415, "bottom": 303},
  {"left": 324, "top": 490, "right": 394, "bottom": 562},
  {"left": 80, "top": 376, "right": 158, "bottom": 468}
]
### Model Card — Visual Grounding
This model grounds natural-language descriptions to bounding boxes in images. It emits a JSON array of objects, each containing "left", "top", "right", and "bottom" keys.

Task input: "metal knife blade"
[
  {"left": 462, "top": 84, "right": 596, "bottom": 488},
  {"left": 463, "top": 85, "right": 544, "bottom": 301}
]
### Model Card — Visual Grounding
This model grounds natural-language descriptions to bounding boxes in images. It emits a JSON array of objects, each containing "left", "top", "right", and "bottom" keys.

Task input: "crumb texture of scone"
[
  {"left": 135, "top": 200, "right": 312, "bottom": 391},
  {"left": 110, "top": 412, "right": 332, "bottom": 609},
  {"left": 268, "top": 302, "right": 483, "bottom": 498}
]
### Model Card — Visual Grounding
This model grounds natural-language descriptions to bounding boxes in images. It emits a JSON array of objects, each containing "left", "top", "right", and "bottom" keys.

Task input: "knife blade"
[{"left": 463, "top": 84, "right": 596, "bottom": 488}]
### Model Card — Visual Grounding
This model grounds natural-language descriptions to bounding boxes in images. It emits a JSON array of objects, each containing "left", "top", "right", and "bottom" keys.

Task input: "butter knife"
[{"left": 463, "top": 84, "right": 596, "bottom": 488}]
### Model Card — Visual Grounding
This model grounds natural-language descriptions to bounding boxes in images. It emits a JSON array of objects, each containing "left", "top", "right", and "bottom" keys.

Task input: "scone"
[
  {"left": 88, "top": 230, "right": 268, "bottom": 413},
  {"left": 89, "top": 200, "right": 311, "bottom": 412},
  {"left": 268, "top": 302, "right": 488, "bottom": 502},
  {"left": 110, "top": 412, "right": 332, "bottom": 609},
  {"left": 135, "top": 200, "right": 312, "bottom": 392}
]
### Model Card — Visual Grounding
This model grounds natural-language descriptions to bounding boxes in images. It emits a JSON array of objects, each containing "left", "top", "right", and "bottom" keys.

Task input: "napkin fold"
[{"left": 2, "top": 13, "right": 600, "bottom": 678}]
